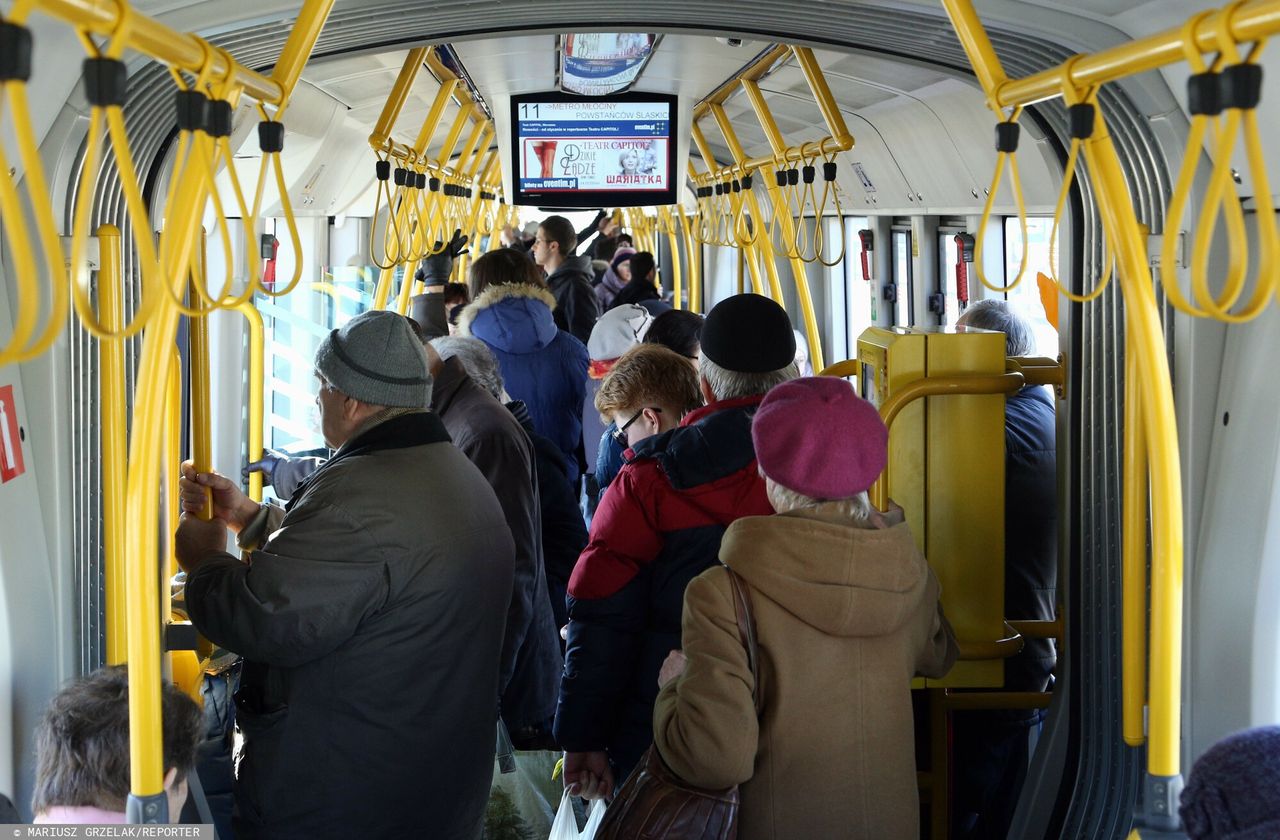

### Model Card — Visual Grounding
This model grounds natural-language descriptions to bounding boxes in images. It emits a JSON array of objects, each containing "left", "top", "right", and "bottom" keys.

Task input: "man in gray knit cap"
[{"left": 174, "top": 310, "right": 515, "bottom": 840}]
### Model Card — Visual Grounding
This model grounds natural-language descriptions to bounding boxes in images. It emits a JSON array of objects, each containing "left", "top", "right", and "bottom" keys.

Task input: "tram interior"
[{"left": 1, "top": 0, "right": 1279, "bottom": 836}]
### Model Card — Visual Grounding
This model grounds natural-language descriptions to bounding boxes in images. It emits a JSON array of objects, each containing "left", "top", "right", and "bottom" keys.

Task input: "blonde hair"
[{"left": 596, "top": 344, "right": 703, "bottom": 422}]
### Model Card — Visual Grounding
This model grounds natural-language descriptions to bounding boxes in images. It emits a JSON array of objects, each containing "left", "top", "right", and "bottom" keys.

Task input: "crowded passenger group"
[{"left": 27, "top": 211, "right": 1067, "bottom": 840}]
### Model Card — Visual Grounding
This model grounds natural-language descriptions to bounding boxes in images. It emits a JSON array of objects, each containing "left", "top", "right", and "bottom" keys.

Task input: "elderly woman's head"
[{"left": 751, "top": 377, "right": 888, "bottom": 523}]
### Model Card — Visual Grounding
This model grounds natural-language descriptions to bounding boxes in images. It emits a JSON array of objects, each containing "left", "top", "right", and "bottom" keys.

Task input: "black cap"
[{"left": 700, "top": 294, "right": 796, "bottom": 373}]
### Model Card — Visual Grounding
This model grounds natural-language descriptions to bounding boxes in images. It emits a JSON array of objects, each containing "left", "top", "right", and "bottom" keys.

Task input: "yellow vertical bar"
[
  {"left": 691, "top": 122, "right": 767, "bottom": 297},
  {"left": 731, "top": 91, "right": 826, "bottom": 371},
  {"left": 661, "top": 207, "right": 684, "bottom": 309},
  {"left": 123, "top": 2, "right": 334, "bottom": 809},
  {"left": 234, "top": 302, "right": 265, "bottom": 503},
  {"left": 165, "top": 348, "right": 182, "bottom": 579},
  {"left": 940, "top": 0, "right": 1184, "bottom": 783},
  {"left": 189, "top": 241, "right": 213, "bottom": 520},
  {"left": 1123, "top": 340, "right": 1148, "bottom": 746},
  {"left": 368, "top": 47, "right": 429, "bottom": 147},
  {"left": 451, "top": 116, "right": 487, "bottom": 181},
  {"left": 99, "top": 224, "right": 128, "bottom": 665},
  {"left": 791, "top": 46, "right": 855, "bottom": 146},
  {"left": 433, "top": 107, "right": 472, "bottom": 172},
  {"left": 676, "top": 206, "right": 701, "bottom": 313}
]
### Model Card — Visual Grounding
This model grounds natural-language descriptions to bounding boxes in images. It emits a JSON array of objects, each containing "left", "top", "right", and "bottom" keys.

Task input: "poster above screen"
[{"left": 560, "top": 33, "right": 658, "bottom": 96}]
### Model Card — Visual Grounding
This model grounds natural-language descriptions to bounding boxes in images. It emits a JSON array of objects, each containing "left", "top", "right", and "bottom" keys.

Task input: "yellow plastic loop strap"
[
  {"left": 1045, "top": 60, "right": 1114, "bottom": 303},
  {"left": 795, "top": 149, "right": 821, "bottom": 263},
  {"left": 69, "top": 1, "right": 175, "bottom": 338},
  {"left": 813, "top": 152, "right": 848, "bottom": 268},
  {"left": 249, "top": 99, "right": 305, "bottom": 297},
  {"left": 1179, "top": 4, "right": 1275, "bottom": 323},
  {"left": 973, "top": 106, "right": 1029, "bottom": 293},
  {"left": 733, "top": 175, "right": 760, "bottom": 248},
  {"left": 0, "top": 9, "right": 68, "bottom": 363}
]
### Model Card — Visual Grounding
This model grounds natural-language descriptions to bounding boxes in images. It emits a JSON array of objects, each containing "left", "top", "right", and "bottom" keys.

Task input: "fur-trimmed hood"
[{"left": 457, "top": 282, "right": 560, "bottom": 355}]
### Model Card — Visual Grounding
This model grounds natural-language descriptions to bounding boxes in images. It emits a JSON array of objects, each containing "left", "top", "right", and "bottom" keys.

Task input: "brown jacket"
[{"left": 652, "top": 506, "right": 958, "bottom": 840}]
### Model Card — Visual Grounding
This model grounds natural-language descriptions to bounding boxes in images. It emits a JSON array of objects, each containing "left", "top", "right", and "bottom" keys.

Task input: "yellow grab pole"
[
  {"left": 940, "top": 0, "right": 1186, "bottom": 810},
  {"left": 119, "top": 1, "right": 335, "bottom": 817},
  {"left": 1122, "top": 338, "right": 1148, "bottom": 746},
  {"left": 232, "top": 301, "right": 265, "bottom": 503},
  {"left": 733, "top": 89, "right": 826, "bottom": 371},
  {"left": 691, "top": 122, "right": 766, "bottom": 297},
  {"left": 1085, "top": 125, "right": 1185, "bottom": 780},
  {"left": 676, "top": 206, "right": 701, "bottom": 313},
  {"left": 98, "top": 225, "right": 128, "bottom": 665},
  {"left": 704, "top": 105, "right": 783, "bottom": 302},
  {"left": 411, "top": 80, "right": 461, "bottom": 162},
  {"left": 369, "top": 48, "right": 429, "bottom": 148},
  {"left": 166, "top": 347, "right": 182, "bottom": 579},
  {"left": 791, "top": 47, "right": 855, "bottom": 147},
  {"left": 661, "top": 207, "right": 684, "bottom": 309},
  {"left": 995, "top": 1, "right": 1280, "bottom": 109},
  {"left": 189, "top": 249, "right": 213, "bottom": 521}
]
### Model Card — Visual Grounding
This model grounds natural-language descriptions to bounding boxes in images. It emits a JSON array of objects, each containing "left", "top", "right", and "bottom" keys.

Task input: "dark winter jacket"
[
  {"left": 546, "top": 255, "right": 601, "bottom": 344},
  {"left": 184, "top": 412, "right": 514, "bottom": 840},
  {"left": 459, "top": 283, "right": 589, "bottom": 481},
  {"left": 1004, "top": 385, "right": 1057, "bottom": 692},
  {"left": 594, "top": 425, "right": 626, "bottom": 499},
  {"left": 554, "top": 396, "right": 775, "bottom": 781},
  {"left": 510, "top": 399, "right": 589, "bottom": 634},
  {"left": 432, "top": 358, "right": 561, "bottom": 740},
  {"left": 606, "top": 277, "right": 660, "bottom": 311}
]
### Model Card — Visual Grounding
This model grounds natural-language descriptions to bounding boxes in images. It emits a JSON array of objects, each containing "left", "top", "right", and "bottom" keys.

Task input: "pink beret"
[{"left": 752, "top": 377, "right": 888, "bottom": 499}]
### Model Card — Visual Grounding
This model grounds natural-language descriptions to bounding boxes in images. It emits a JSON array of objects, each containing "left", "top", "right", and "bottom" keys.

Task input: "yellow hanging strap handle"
[
  {"left": 794, "top": 147, "right": 821, "bottom": 262},
  {"left": 768, "top": 162, "right": 803, "bottom": 259},
  {"left": 1183, "top": 4, "right": 1274, "bottom": 322},
  {"left": 69, "top": 2, "right": 175, "bottom": 337},
  {"left": 814, "top": 151, "right": 848, "bottom": 268},
  {"left": 732, "top": 172, "right": 761, "bottom": 248},
  {"left": 0, "top": 2, "right": 69, "bottom": 365},
  {"left": 251, "top": 99, "right": 305, "bottom": 298},
  {"left": 973, "top": 105, "right": 1030, "bottom": 293},
  {"left": 1046, "top": 58, "right": 1115, "bottom": 303},
  {"left": 155, "top": 40, "right": 237, "bottom": 316},
  {"left": 368, "top": 154, "right": 399, "bottom": 269}
]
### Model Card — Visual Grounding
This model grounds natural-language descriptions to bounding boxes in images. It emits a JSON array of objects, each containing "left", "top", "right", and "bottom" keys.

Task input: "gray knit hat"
[{"left": 314, "top": 311, "right": 432, "bottom": 408}]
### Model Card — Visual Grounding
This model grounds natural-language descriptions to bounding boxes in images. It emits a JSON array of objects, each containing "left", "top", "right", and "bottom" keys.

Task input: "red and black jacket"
[{"left": 553, "top": 396, "right": 774, "bottom": 780}]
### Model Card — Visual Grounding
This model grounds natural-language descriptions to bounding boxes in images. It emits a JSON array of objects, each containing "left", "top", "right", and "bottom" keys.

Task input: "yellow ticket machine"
[{"left": 858, "top": 325, "right": 1009, "bottom": 687}]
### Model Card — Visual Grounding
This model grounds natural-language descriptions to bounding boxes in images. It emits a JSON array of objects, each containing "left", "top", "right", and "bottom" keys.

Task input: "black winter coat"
[
  {"left": 432, "top": 359, "right": 563, "bottom": 740},
  {"left": 185, "top": 413, "right": 514, "bottom": 840},
  {"left": 547, "top": 256, "right": 601, "bottom": 344}
]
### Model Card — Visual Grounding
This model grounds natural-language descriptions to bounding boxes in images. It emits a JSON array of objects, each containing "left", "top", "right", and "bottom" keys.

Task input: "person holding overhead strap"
[{"left": 174, "top": 310, "right": 515, "bottom": 840}]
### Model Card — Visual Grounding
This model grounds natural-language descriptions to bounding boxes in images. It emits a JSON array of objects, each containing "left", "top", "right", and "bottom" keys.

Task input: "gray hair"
[
  {"left": 431, "top": 336, "right": 504, "bottom": 401},
  {"left": 699, "top": 357, "right": 798, "bottom": 401},
  {"left": 764, "top": 477, "right": 872, "bottom": 524},
  {"left": 958, "top": 299, "right": 1033, "bottom": 356}
]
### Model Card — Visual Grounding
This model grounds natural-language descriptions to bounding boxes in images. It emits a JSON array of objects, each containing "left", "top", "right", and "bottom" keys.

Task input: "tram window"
[
  {"left": 1003, "top": 216, "right": 1059, "bottom": 355},
  {"left": 845, "top": 216, "right": 872, "bottom": 356},
  {"left": 892, "top": 229, "right": 913, "bottom": 327},
  {"left": 937, "top": 232, "right": 961, "bottom": 325}
]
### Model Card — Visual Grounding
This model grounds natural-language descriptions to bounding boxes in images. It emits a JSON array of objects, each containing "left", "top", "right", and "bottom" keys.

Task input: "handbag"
[{"left": 593, "top": 566, "right": 760, "bottom": 840}]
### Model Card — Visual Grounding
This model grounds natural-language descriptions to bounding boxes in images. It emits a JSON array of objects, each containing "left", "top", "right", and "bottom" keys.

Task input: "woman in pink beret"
[{"left": 651, "top": 376, "right": 959, "bottom": 840}]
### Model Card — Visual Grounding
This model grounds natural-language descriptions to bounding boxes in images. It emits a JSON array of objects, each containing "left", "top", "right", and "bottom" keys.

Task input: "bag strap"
[{"left": 724, "top": 566, "right": 762, "bottom": 716}]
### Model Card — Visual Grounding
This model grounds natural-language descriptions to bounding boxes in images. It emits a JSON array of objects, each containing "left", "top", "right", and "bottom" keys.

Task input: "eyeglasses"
[{"left": 613, "top": 406, "right": 662, "bottom": 446}]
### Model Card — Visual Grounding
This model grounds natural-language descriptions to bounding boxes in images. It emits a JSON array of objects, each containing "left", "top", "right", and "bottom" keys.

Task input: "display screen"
[{"left": 511, "top": 92, "right": 678, "bottom": 207}]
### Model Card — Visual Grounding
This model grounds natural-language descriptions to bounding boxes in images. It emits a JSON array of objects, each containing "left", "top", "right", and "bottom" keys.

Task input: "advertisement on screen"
[{"left": 510, "top": 94, "right": 678, "bottom": 206}]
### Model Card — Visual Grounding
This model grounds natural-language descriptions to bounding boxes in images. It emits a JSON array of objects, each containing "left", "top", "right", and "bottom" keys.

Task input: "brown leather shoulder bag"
[{"left": 593, "top": 566, "right": 759, "bottom": 840}]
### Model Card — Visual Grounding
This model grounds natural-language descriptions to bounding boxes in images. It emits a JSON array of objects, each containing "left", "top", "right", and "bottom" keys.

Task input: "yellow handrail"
[
  {"left": 1122, "top": 341, "right": 1148, "bottom": 746},
  {"left": 870, "top": 372, "right": 1026, "bottom": 511},
  {"left": 189, "top": 279, "right": 213, "bottom": 520},
  {"left": 230, "top": 301, "right": 265, "bottom": 503},
  {"left": 98, "top": 225, "right": 128, "bottom": 665}
]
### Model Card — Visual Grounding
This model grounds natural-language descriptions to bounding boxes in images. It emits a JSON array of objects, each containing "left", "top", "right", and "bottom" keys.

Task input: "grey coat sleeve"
[
  {"left": 409, "top": 291, "right": 449, "bottom": 341},
  {"left": 185, "top": 499, "right": 389, "bottom": 669}
]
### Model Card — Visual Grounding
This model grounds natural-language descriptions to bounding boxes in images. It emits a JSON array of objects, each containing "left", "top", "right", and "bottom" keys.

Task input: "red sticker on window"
[{"left": 0, "top": 384, "right": 25, "bottom": 483}]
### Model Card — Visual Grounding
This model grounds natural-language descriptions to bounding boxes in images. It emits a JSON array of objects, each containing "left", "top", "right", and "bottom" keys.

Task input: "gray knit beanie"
[{"left": 314, "top": 311, "right": 432, "bottom": 408}]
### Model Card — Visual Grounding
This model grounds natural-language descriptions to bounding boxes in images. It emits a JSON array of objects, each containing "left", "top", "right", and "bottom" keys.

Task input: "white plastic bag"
[{"left": 548, "top": 790, "right": 607, "bottom": 840}]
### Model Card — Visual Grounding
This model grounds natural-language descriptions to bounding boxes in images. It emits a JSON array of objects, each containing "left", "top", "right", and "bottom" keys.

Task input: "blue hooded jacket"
[{"left": 459, "top": 283, "right": 589, "bottom": 480}]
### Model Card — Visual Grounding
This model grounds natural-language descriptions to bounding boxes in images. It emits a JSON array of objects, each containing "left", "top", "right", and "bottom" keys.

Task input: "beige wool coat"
[{"left": 652, "top": 506, "right": 958, "bottom": 840}]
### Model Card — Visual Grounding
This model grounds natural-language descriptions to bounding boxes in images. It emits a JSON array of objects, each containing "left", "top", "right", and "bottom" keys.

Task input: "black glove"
[{"left": 420, "top": 229, "right": 470, "bottom": 286}]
